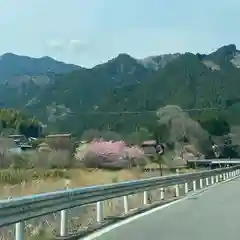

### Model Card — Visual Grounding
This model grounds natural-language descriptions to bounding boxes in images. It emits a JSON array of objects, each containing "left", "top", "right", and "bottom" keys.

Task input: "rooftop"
[{"left": 46, "top": 133, "right": 71, "bottom": 138}]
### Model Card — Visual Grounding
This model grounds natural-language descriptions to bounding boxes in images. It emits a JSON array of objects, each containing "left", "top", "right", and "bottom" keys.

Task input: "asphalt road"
[{"left": 88, "top": 177, "right": 240, "bottom": 240}]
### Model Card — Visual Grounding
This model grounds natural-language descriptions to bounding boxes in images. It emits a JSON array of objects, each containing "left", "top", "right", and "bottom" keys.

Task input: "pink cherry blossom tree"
[{"left": 75, "top": 140, "right": 147, "bottom": 169}]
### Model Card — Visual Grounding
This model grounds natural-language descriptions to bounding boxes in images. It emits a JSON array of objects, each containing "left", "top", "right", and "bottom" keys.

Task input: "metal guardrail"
[
  {"left": 0, "top": 166, "right": 239, "bottom": 240},
  {"left": 187, "top": 158, "right": 240, "bottom": 164}
]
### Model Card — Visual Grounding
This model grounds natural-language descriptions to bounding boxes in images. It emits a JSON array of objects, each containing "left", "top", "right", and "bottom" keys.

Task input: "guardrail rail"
[{"left": 0, "top": 166, "right": 239, "bottom": 240}]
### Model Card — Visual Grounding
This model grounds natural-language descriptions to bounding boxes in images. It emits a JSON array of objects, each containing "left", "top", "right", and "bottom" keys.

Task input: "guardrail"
[{"left": 0, "top": 166, "right": 239, "bottom": 240}]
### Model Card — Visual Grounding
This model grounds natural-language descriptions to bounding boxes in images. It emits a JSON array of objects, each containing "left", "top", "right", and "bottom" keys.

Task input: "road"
[{"left": 86, "top": 177, "right": 240, "bottom": 240}]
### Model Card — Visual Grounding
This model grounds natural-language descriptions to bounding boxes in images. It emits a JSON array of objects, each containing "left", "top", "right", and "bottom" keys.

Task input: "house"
[
  {"left": 37, "top": 142, "right": 52, "bottom": 152},
  {"left": 45, "top": 133, "right": 71, "bottom": 139},
  {"left": 8, "top": 134, "right": 26, "bottom": 145},
  {"left": 45, "top": 133, "right": 73, "bottom": 150},
  {"left": 141, "top": 140, "right": 164, "bottom": 156},
  {"left": 141, "top": 140, "right": 157, "bottom": 157}
]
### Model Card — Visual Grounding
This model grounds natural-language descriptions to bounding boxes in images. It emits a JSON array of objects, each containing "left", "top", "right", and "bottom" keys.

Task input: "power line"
[{"left": 59, "top": 107, "right": 224, "bottom": 116}]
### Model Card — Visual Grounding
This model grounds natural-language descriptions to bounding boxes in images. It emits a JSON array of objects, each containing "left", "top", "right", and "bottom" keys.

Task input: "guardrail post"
[
  {"left": 123, "top": 196, "right": 128, "bottom": 214},
  {"left": 184, "top": 182, "right": 188, "bottom": 194},
  {"left": 215, "top": 175, "right": 219, "bottom": 183},
  {"left": 223, "top": 172, "right": 226, "bottom": 181},
  {"left": 211, "top": 176, "right": 214, "bottom": 185},
  {"left": 160, "top": 188, "right": 164, "bottom": 200},
  {"left": 206, "top": 177, "right": 209, "bottom": 186},
  {"left": 16, "top": 222, "right": 24, "bottom": 240},
  {"left": 143, "top": 191, "right": 148, "bottom": 205},
  {"left": 199, "top": 178, "right": 203, "bottom": 189},
  {"left": 60, "top": 209, "right": 67, "bottom": 237},
  {"left": 193, "top": 180, "right": 196, "bottom": 192},
  {"left": 96, "top": 201, "right": 103, "bottom": 223},
  {"left": 175, "top": 184, "right": 179, "bottom": 197},
  {"left": 175, "top": 168, "right": 180, "bottom": 197}
]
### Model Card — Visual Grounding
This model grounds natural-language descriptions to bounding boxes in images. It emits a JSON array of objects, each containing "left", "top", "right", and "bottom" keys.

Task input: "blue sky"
[{"left": 0, "top": 0, "right": 240, "bottom": 67}]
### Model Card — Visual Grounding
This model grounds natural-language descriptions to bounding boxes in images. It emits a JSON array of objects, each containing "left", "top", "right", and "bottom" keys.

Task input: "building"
[
  {"left": 45, "top": 133, "right": 72, "bottom": 139},
  {"left": 141, "top": 140, "right": 157, "bottom": 157}
]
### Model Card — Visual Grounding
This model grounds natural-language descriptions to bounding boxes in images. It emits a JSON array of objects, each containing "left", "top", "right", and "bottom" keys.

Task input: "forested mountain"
[
  {"left": 0, "top": 53, "right": 80, "bottom": 109},
  {"left": 29, "top": 44, "right": 240, "bottom": 135},
  {"left": 1, "top": 44, "right": 240, "bottom": 136}
]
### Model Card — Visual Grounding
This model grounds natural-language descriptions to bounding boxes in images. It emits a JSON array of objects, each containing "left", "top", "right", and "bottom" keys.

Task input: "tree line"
[{"left": 0, "top": 108, "right": 42, "bottom": 138}]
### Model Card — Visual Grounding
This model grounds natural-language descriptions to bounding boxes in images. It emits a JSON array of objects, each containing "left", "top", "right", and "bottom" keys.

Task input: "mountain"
[
  {"left": 0, "top": 53, "right": 80, "bottom": 82},
  {"left": 1, "top": 45, "right": 240, "bottom": 136},
  {"left": 24, "top": 54, "right": 154, "bottom": 121},
  {"left": 95, "top": 44, "right": 240, "bottom": 131},
  {"left": 0, "top": 53, "right": 80, "bottom": 109},
  {"left": 23, "top": 52, "right": 183, "bottom": 134},
  {"left": 138, "top": 53, "right": 181, "bottom": 70}
]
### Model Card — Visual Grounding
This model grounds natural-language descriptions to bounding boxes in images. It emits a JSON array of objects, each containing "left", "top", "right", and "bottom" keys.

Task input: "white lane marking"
[{"left": 82, "top": 175, "right": 240, "bottom": 240}]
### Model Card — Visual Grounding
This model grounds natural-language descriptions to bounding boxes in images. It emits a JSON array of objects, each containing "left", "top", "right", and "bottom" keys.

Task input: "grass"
[
  {"left": 0, "top": 138, "right": 189, "bottom": 239},
  {"left": 0, "top": 168, "right": 143, "bottom": 197},
  {"left": 0, "top": 167, "right": 181, "bottom": 239}
]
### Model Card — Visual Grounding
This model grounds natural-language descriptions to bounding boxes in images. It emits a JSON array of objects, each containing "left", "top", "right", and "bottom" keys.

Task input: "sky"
[{"left": 0, "top": 0, "right": 240, "bottom": 67}]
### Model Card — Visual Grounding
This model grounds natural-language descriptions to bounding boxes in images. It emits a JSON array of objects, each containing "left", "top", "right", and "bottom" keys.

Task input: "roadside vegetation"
[{"left": 0, "top": 105, "right": 239, "bottom": 239}]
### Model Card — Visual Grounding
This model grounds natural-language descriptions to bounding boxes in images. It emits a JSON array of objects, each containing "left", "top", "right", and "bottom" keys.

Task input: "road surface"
[{"left": 86, "top": 177, "right": 240, "bottom": 240}]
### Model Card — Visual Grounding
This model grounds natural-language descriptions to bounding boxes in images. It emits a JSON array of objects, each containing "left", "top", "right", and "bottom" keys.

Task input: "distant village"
[
  {"left": 7, "top": 133, "right": 72, "bottom": 153},
  {"left": 5, "top": 132, "right": 235, "bottom": 170},
  {"left": 4, "top": 133, "right": 195, "bottom": 169}
]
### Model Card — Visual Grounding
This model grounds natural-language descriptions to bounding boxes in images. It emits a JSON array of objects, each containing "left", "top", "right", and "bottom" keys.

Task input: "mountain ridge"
[{"left": 0, "top": 44, "right": 240, "bottom": 136}]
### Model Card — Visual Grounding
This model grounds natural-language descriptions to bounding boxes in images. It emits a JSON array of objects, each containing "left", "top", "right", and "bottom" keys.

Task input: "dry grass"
[
  {"left": 0, "top": 136, "right": 186, "bottom": 239},
  {"left": 0, "top": 167, "right": 180, "bottom": 240},
  {"left": 0, "top": 168, "right": 142, "bottom": 198}
]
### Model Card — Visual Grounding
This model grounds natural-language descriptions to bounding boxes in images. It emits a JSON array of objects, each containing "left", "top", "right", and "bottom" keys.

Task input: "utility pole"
[
  {"left": 212, "top": 143, "right": 221, "bottom": 168},
  {"left": 155, "top": 140, "right": 165, "bottom": 176}
]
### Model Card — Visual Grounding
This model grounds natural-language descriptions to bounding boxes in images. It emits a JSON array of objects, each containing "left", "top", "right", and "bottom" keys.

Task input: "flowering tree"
[{"left": 75, "top": 140, "right": 147, "bottom": 169}]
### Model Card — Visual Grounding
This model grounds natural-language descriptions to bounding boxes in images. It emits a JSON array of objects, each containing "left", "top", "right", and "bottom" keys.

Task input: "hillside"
[
  {"left": 0, "top": 53, "right": 80, "bottom": 81},
  {"left": 23, "top": 53, "right": 183, "bottom": 134},
  {"left": 0, "top": 53, "right": 80, "bottom": 109},
  {"left": 1, "top": 45, "right": 240, "bottom": 136},
  {"left": 24, "top": 44, "right": 240, "bottom": 135},
  {"left": 24, "top": 54, "right": 154, "bottom": 125},
  {"left": 93, "top": 44, "right": 240, "bottom": 131}
]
